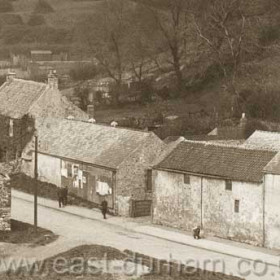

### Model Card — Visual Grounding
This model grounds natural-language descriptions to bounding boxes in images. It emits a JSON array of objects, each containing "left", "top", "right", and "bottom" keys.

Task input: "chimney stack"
[
  {"left": 6, "top": 69, "right": 16, "bottom": 82},
  {"left": 240, "top": 113, "right": 247, "bottom": 127},
  {"left": 48, "top": 70, "right": 58, "bottom": 89}
]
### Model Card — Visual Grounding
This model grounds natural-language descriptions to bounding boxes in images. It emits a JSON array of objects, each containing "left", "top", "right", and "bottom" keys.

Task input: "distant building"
[
  {"left": 243, "top": 130, "right": 280, "bottom": 151},
  {"left": 31, "top": 50, "right": 52, "bottom": 62},
  {"left": 152, "top": 140, "right": 280, "bottom": 249},
  {"left": 23, "top": 118, "right": 166, "bottom": 217}
]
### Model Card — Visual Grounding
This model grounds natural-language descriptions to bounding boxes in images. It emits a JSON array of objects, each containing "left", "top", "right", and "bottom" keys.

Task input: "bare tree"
[
  {"left": 143, "top": 0, "right": 191, "bottom": 96},
  {"left": 193, "top": 0, "right": 247, "bottom": 97},
  {"left": 82, "top": 0, "right": 130, "bottom": 104}
]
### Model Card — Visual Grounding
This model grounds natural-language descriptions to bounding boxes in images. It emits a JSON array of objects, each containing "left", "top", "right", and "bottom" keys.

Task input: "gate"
[{"left": 131, "top": 200, "right": 152, "bottom": 217}]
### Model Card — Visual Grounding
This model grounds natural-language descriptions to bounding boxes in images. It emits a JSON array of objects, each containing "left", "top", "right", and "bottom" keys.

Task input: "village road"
[{"left": 11, "top": 196, "right": 280, "bottom": 280}]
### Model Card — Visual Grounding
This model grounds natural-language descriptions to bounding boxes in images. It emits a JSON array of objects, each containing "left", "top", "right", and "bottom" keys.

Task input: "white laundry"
[
  {"left": 61, "top": 168, "right": 67, "bottom": 177},
  {"left": 96, "top": 181, "right": 110, "bottom": 195}
]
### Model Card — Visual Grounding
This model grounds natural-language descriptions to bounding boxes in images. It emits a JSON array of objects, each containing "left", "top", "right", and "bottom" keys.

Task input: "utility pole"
[{"left": 34, "top": 130, "right": 38, "bottom": 233}]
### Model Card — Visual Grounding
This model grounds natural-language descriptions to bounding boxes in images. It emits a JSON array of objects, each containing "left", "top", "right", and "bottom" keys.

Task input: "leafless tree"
[
  {"left": 193, "top": 0, "right": 247, "bottom": 97},
  {"left": 82, "top": 0, "right": 130, "bottom": 104},
  {"left": 143, "top": 0, "right": 191, "bottom": 96}
]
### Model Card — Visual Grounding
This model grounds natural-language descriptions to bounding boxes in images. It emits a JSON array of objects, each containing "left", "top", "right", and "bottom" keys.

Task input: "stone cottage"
[
  {"left": 0, "top": 72, "right": 88, "bottom": 162},
  {"left": 0, "top": 164, "right": 12, "bottom": 231},
  {"left": 23, "top": 118, "right": 166, "bottom": 217},
  {"left": 152, "top": 140, "right": 279, "bottom": 248}
]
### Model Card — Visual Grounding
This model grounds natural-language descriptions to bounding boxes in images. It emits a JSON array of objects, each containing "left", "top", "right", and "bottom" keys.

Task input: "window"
[
  {"left": 225, "top": 180, "right": 232, "bottom": 191},
  {"left": 234, "top": 200, "right": 240, "bottom": 213},
  {"left": 184, "top": 174, "right": 190, "bottom": 185},
  {"left": 146, "top": 169, "right": 152, "bottom": 192},
  {"left": 67, "top": 163, "right": 72, "bottom": 177}
]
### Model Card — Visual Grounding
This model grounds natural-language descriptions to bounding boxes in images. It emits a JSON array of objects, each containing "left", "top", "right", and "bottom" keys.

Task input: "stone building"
[
  {"left": 0, "top": 72, "right": 88, "bottom": 162},
  {"left": 0, "top": 164, "right": 12, "bottom": 231},
  {"left": 23, "top": 118, "right": 166, "bottom": 217},
  {"left": 152, "top": 140, "right": 280, "bottom": 249}
]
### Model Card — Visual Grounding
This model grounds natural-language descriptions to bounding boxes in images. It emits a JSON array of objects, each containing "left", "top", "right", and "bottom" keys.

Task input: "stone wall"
[
  {"left": 116, "top": 133, "right": 166, "bottom": 216},
  {"left": 152, "top": 170, "right": 202, "bottom": 230},
  {"left": 264, "top": 174, "right": 280, "bottom": 249},
  {"left": 153, "top": 169, "right": 264, "bottom": 246},
  {"left": 0, "top": 177, "right": 11, "bottom": 231}
]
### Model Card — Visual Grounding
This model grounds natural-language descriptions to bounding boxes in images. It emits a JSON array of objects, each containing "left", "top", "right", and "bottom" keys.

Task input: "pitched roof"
[
  {"left": 36, "top": 118, "right": 155, "bottom": 169},
  {"left": 243, "top": 130, "right": 280, "bottom": 151},
  {"left": 154, "top": 141, "right": 277, "bottom": 183},
  {"left": 264, "top": 153, "right": 280, "bottom": 174},
  {"left": 0, "top": 79, "right": 47, "bottom": 118}
]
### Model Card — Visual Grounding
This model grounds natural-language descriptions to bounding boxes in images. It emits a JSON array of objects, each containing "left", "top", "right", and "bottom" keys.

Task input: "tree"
[
  {"left": 193, "top": 0, "right": 246, "bottom": 95},
  {"left": 144, "top": 0, "right": 191, "bottom": 96},
  {"left": 82, "top": 0, "right": 131, "bottom": 105}
]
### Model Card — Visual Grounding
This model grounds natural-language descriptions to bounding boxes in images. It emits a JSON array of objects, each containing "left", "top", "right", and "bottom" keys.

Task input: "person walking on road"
[
  {"left": 63, "top": 186, "right": 68, "bottom": 206},
  {"left": 101, "top": 198, "right": 108, "bottom": 219},
  {"left": 57, "top": 188, "right": 64, "bottom": 208}
]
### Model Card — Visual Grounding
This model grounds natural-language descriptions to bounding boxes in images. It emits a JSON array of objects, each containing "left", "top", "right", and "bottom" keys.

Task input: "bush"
[
  {"left": 28, "top": 14, "right": 45, "bottom": 26},
  {"left": 259, "top": 24, "right": 280, "bottom": 45},
  {"left": 0, "top": 0, "right": 14, "bottom": 13},
  {"left": 34, "top": 0, "right": 54, "bottom": 14},
  {"left": 1, "top": 14, "right": 23, "bottom": 25},
  {"left": 1, "top": 25, "right": 72, "bottom": 45},
  {"left": 245, "top": 90, "right": 280, "bottom": 121},
  {"left": 70, "top": 64, "right": 98, "bottom": 81}
]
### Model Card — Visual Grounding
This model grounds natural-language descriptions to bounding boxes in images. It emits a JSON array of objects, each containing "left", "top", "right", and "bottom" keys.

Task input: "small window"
[
  {"left": 184, "top": 174, "right": 190, "bottom": 184},
  {"left": 146, "top": 169, "right": 152, "bottom": 192},
  {"left": 234, "top": 200, "right": 240, "bottom": 213},
  {"left": 225, "top": 180, "right": 232, "bottom": 191},
  {"left": 67, "top": 163, "right": 72, "bottom": 177}
]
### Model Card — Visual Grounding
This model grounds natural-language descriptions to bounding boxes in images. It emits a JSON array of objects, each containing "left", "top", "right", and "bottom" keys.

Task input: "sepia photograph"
[{"left": 0, "top": 0, "right": 280, "bottom": 279}]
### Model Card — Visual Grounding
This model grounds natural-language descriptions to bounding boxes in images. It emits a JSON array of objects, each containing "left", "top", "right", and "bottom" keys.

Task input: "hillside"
[
  {"left": 0, "top": 0, "right": 102, "bottom": 58},
  {"left": 1, "top": 0, "right": 280, "bottom": 136}
]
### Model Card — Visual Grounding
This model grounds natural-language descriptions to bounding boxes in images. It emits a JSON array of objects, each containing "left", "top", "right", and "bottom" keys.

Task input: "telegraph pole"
[{"left": 34, "top": 130, "right": 38, "bottom": 232}]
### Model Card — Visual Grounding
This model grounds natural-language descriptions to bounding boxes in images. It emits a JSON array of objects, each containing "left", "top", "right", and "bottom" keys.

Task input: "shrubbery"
[
  {"left": 34, "top": 0, "right": 54, "bottom": 14},
  {"left": 1, "top": 25, "right": 72, "bottom": 45},
  {"left": 0, "top": 0, "right": 14, "bottom": 13},
  {"left": 27, "top": 14, "right": 45, "bottom": 26}
]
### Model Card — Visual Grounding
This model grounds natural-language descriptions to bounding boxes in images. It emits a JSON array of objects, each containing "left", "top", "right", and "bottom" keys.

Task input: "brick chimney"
[
  {"left": 47, "top": 70, "right": 58, "bottom": 89},
  {"left": 6, "top": 69, "right": 16, "bottom": 83},
  {"left": 87, "top": 104, "right": 95, "bottom": 119}
]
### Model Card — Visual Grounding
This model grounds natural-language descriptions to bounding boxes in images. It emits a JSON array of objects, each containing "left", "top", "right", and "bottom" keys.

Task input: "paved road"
[{"left": 11, "top": 196, "right": 280, "bottom": 280}]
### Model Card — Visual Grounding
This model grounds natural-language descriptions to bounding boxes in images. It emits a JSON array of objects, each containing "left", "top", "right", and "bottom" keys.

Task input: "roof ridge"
[
  {"left": 182, "top": 139, "right": 277, "bottom": 154},
  {"left": 13, "top": 78, "right": 47, "bottom": 87},
  {"left": 64, "top": 118, "right": 151, "bottom": 134},
  {"left": 254, "top": 130, "right": 280, "bottom": 135}
]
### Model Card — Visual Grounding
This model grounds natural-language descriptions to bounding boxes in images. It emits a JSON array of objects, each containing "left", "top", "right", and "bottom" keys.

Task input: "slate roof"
[
  {"left": 243, "top": 130, "right": 280, "bottom": 151},
  {"left": 154, "top": 141, "right": 277, "bottom": 183},
  {"left": 36, "top": 118, "right": 154, "bottom": 169},
  {"left": 0, "top": 79, "right": 47, "bottom": 118}
]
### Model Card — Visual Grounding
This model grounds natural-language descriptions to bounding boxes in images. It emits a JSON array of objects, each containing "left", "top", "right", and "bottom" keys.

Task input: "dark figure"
[
  {"left": 101, "top": 199, "right": 108, "bottom": 219},
  {"left": 63, "top": 186, "right": 68, "bottom": 206},
  {"left": 57, "top": 188, "right": 64, "bottom": 208},
  {"left": 193, "top": 226, "right": 201, "bottom": 239}
]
